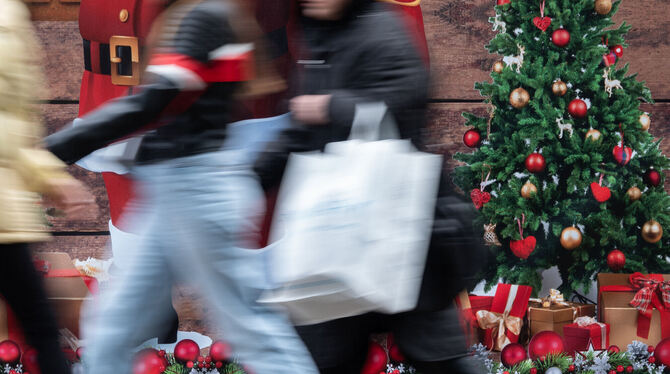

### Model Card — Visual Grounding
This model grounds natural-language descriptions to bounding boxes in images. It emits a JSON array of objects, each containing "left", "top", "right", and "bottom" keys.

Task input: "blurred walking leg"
[{"left": 0, "top": 244, "right": 70, "bottom": 374}]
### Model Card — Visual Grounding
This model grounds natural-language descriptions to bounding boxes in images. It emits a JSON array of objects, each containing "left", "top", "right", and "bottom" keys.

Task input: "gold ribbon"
[
  {"left": 476, "top": 309, "right": 522, "bottom": 350},
  {"left": 378, "top": 0, "right": 422, "bottom": 6}
]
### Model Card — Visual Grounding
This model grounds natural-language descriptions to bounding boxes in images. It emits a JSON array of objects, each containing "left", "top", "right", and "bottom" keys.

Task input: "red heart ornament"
[
  {"left": 590, "top": 182, "right": 611, "bottom": 202},
  {"left": 612, "top": 145, "right": 632, "bottom": 165},
  {"left": 470, "top": 189, "right": 491, "bottom": 210},
  {"left": 533, "top": 17, "right": 552, "bottom": 32},
  {"left": 510, "top": 236, "right": 536, "bottom": 259}
]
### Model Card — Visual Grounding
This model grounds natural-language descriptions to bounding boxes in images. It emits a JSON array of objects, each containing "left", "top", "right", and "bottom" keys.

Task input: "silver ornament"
[{"left": 545, "top": 368, "right": 562, "bottom": 374}]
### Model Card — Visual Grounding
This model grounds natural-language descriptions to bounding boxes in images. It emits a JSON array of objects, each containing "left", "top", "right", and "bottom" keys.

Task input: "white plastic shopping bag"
[{"left": 259, "top": 103, "right": 442, "bottom": 325}]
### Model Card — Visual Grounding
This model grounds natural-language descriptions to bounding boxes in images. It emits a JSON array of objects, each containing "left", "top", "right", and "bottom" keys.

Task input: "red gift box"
[
  {"left": 455, "top": 292, "right": 494, "bottom": 345},
  {"left": 564, "top": 317, "right": 610, "bottom": 353},
  {"left": 476, "top": 284, "right": 533, "bottom": 350}
]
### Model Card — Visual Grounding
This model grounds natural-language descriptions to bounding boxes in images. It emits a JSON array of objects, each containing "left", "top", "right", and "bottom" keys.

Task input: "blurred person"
[
  {"left": 44, "top": 0, "right": 318, "bottom": 373},
  {"left": 254, "top": 0, "right": 487, "bottom": 373},
  {"left": 0, "top": 1, "right": 96, "bottom": 373}
]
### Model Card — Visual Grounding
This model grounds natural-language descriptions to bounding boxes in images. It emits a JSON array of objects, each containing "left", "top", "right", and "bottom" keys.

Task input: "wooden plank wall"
[{"left": 29, "top": 0, "right": 670, "bottom": 335}]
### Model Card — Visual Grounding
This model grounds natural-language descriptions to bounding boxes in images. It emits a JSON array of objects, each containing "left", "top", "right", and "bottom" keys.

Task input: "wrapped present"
[
  {"left": 476, "top": 284, "right": 532, "bottom": 350},
  {"left": 598, "top": 273, "right": 670, "bottom": 348},
  {"left": 527, "top": 289, "right": 596, "bottom": 338},
  {"left": 564, "top": 316, "right": 610, "bottom": 353},
  {"left": 456, "top": 291, "right": 493, "bottom": 345},
  {"left": 0, "top": 252, "right": 92, "bottom": 347}
]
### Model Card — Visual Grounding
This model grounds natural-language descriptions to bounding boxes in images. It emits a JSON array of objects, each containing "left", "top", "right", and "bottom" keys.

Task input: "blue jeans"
[{"left": 81, "top": 151, "right": 317, "bottom": 374}]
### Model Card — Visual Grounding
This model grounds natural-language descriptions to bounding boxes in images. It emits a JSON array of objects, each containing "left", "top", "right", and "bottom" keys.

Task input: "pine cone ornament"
[{"left": 484, "top": 224, "right": 502, "bottom": 246}]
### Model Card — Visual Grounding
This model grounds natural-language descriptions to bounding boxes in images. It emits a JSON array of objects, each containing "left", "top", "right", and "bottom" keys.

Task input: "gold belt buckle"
[{"left": 109, "top": 36, "right": 140, "bottom": 86}]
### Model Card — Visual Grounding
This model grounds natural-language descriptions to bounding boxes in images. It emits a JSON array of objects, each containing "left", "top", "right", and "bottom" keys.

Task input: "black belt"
[{"left": 83, "top": 39, "right": 134, "bottom": 76}]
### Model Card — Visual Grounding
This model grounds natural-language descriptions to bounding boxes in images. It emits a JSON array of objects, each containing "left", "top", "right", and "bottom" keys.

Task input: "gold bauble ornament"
[
  {"left": 639, "top": 113, "right": 651, "bottom": 131},
  {"left": 510, "top": 88, "right": 530, "bottom": 109},
  {"left": 594, "top": 0, "right": 612, "bottom": 15},
  {"left": 560, "top": 226, "right": 583, "bottom": 250},
  {"left": 585, "top": 129, "right": 602, "bottom": 142},
  {"left": 492, "top": 61, "right": 505, "bottom": 74},
  {"left": 521, "top": 180, "right": 538, "bottom": 199},
  {"left": 626, "top": 186, "right": 642, "bottom": 201},
  {"left": 552, "top": 80, "right": 568, "bottom": 96},
  {"left": 642, "top": 220, "right": 663, "bottom": 243}
]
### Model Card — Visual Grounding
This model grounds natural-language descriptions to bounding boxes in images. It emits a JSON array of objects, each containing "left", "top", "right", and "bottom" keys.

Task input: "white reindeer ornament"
[
  {"left": 603, "top": 68, "right": 622, "bottom": 97},
  {"left": 503, "top": 44, "right": 525, "bottom": 73}
]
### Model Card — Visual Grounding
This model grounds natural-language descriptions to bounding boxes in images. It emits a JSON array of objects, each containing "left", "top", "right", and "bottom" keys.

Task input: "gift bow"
[
  {"left": 476, "top": 310, "right": 522, "bottom": 350},
  {"left": 574, "top": 316, "right": 599, "bottom": 327},
  {"left": 529, "top": 289, "right": 570, "bottom": 308},
  {"left": 629, "top": 272, "right": 670, "bottom": 317}
]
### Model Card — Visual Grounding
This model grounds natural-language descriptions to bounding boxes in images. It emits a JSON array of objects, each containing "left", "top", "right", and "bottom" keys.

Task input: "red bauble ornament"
[
  {"left": 510, "top": 236, "right": 536, "bottom": 260},
  {"left": 552, "top": 29, "right": 571, "bottom": 47},
  {"left": 590, "top": 182, "right": 611, "bottom": 203},
  {"left": 132, "top": 348, "right": 168, "bottom": 374},
  {"left": 626, "top": 366, "right": 634, "bottom": 373},
  {"left": 21, "top": 348, "right": 40, "bottom": 374},
  {"left": 525, "top": 153, "right": 546, "bottom": 173},
  {"left": 463, "top": 129, "right": 482, "bottom": 148},
  {"left": 654, "top": 338, "right": 670, "bottom": 367},
  {"left": 186, "top": 361, "right": 194, "bottom": 368},
  {"left": 528, "top": 331, "right": 564, "bottom": 361},
  {"left": 497, "top": 0, "right": 511, "bottom": 5},
  {"left": 389, "top": 345, "right": 406, "bottom": 362},
  {"left": 645, "top": 169, "right": 662, "bottom": 187},
  {"left": 617, "top": 365, "right": 624, "bottom": 372},
  {"left": 361, "top": 342, "right": 387, "bottom": 374},
  {"left": 609, "top": 370, "right": 616, "bottom": 374},
  {"left": 648, "top": 345, "right": 655, "bottom": 353},
  {"left": 470, "top": 189, "right": 491, "bottom": 210},
  {"left": 612, "top": 45, "right": 624, "bottom": 58},
  {"left": 568, "top": 99, "right": 588, "bottom": 118},
  {"left": 0, "top": 340, "right": 20, "bottom": 364},
  {"left": 649, "top": 356, "right": 656, "bottom": 364},
  {"left": 607, "top": 249, "right": 626, "bottom": 271},
  {"left": 174, "top": 339, "right": 200, "bottom": 363},
  {"left": 608, "top": 345, "right": 621, "bottom": 354},
  {"left": 613, "top": 145, "right": 632, "bottom": 165},
  {"left": 209, "top": 340, "right": 231, "bottom": 363},
  {"left": 569, "top": 364, "right": 576, "bottom": 372},
  {"left": 530, "top": 369, "right": 538, "bottom": 374},
  {"left": 501, "top": 343, "right": 527, "bottom": 367}
]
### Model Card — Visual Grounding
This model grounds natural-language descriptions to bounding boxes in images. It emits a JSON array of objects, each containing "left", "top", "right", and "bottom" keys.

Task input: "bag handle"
[{"left": 348, "top": 102, "right": 400, "bottom": 142}]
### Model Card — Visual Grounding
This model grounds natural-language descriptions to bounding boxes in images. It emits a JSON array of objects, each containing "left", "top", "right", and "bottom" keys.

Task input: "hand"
[
  {"left": 43, "top": 178, "right": 98, "bottom": 221},
  {"left": 290, "top": 95, "right": 332, "bottom": 125}
]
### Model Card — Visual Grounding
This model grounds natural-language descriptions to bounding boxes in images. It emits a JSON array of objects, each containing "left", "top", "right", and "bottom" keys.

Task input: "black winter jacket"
[{"left": 45, "top": 0, "right": 244, "bottom": 165}]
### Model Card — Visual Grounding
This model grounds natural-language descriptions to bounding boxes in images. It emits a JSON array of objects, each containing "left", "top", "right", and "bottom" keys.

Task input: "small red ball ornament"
[
  {"left": 525, "top": 153, "right": 546, "bottom": 173},
  {"left": 501, "top": 343, "right": 527, "bottom": 368},
  {"left": 528, "top": 331, "right": 564, "bottom": 361},
  {"left": 649, "top": 356, "right": 656, "bottom": 364},
  {"left": 568, "top": 99, "right": 588, "bottom": 118},
  {"left": 530, "top": 368, "right": 538, "bottom": 374},
  {"left": 497, "top": 0, "right": 511, "bottom": 5},
  {"left": 21, "top": 348, "right": 40, "bottom": 374},
  {"left": 569, "top": 364, "right": 576, "bottom": 372},
  {"left": 186, "top": 361, "right": 194, "bottom": 368},
  {"left": 609, "top": 370, "right": 616, "bottom": 374},
  {"left": 617, "top": 365, "right": 624, "bottom": 372},
  {"left": 552, "top": 29, "right": 571, "bottom": 47},
  {"left": 654, "top": 338, "right": 670, "bottom": 367},
  {"left": 463, "top": 129, "right": 482, "bottom": 148},
  {"left": 649, "top": 345, "right": 655, "bottom": 353},
  {"left": 132, "top": 348, "right": 167, "bottom": 374},
  {"left": 607, "top": 249, "right": 626, "bottom": 271},
  {"left": 612, "top": 45, "right": 624, "bottom": 58},
  {"left": 608, "top": 345, "right": 621, "bottom": 354},
  {"left": 645, "top": 169, "right": 662, "bottom": 187},
  {"left": 0, "top": 340, "right": 20, "bottom": 364},
  {"left": 626, "top": 366, "right": 633, "bottom": 373},
  {"left": 361, "top": 342, "right": 387, "bottom": 374},
  {"left": 210, "top": 341, "right": 232, "bottom": 363},
  {"left": 174, "top": 339, "right": 200, "bottom": 363},
  {"left": 389, "top": 345, "right": 406, "bottom": 362}
]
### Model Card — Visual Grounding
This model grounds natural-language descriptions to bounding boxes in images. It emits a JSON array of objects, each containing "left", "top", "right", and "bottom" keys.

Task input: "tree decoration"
[
  {"left": 552, "top": 29, "right": 571, "bottom": 47},
  {"left": 174, "top": 339, "right": 199, "bottom": 363},
  {"left": 132, "top": 348, "right": 167, "bottom": 374},
  {"left": 525, "top": 153, "right": 546, "bottom": 173},
  {"left": 552, "top": 80, "right": 568, "bottom": 96},
  {"left": 545, "top": 368, "right": 562, "bottom": 374},
  {"left": 603, "top": 68, "right": 622, "bottom": 97},
  {"left": 532, "top": 0, "right": 551, "bottom": 32},
  {"left": 641, "top": 220, "right": 663, "bottom": 243},
  {"left": 613, "top": 126, "right": 632, "bottom": 165},
  {"left": 590, "top": 175, "right": 611, "bottom": 202},
  {"left": 510, "top": 87, "right": 530, "bottom": 108},
  {"left": 510, "top": 214, "right": 536, "bottom": 260},
  {"left": 493, "top": 60, "right": 505, "bottom": 74},
  {"left": 209, "top": 340, "right": 232, "bottom": 363},
  {"left": 585, "top": 128, "right": 602, "bottom": 142},
  {"left": 654, "top": 338, "right": 670, "bottom": 368},
  {"left": 505, "top": 44, "right": 525, "bottom": 73},
  {"left": 521, "top": 180, "right": 538, "bottom": 199},
  {"left": 471, "top": 167, "right": 493, "bottom": 210},
  {"left": 0, "top": 340, "right": 20, "bottom": 364},
  {"left": 361, "top": 342, "right": 387, "bottom": 374},
  {"left": 645, "top": 169, "right": 662, "bottom": 187},
  {"left": 464, "top": 129, "right": 482, "bottom": 148},
  {"left": 568, "top": 99, "right": 588, "bottom": 118},
  {"left": 497, "top": 0, "right": 511, "bottom": 5},
  {"left": 607, "top": 249, "right": 626, "bottom": 271},
  {"left": 639, "top": 113, "right": 651, "bottom": 131},
  {"left": 560, "top": 226, "right": 582, "bottom": 250},
  {"left": 603, "top": 51, "right": 617, "bottom": 67},
  {"left": 484, "top": 223, "right": 502, "bottom": 246},
  {"left": 556, "top": 117, "right": 573, "bottom": 139},
  {"left": 595, "top": 0, "right": 613, "bottom": 15},
  {"left": 501, "top": 343, "right": 527, "bottom": 367},
  {"left": 612, "top": 45, "right": 624, "bottom": 58},
  {"left": 608, "top": 345, "right": 621, "bottom": 354},
  {"left": 528, "top": 331, "right": 564, "bottom": 361},
  {"left": 626, "top": 186, "right": 642, "bottom": 201}
]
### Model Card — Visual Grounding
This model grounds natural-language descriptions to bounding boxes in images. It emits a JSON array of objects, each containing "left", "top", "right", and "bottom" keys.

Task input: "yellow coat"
[{"left": 0, "top": 0, "right": 71, "bottom": 243}]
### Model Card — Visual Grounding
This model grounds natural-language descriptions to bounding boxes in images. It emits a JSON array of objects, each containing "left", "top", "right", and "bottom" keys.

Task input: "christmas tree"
[{"left": 453, "top": 0, "right": 670, "bottom": 295}]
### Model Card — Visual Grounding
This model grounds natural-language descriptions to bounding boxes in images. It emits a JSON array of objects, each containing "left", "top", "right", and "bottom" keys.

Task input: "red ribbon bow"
[{"left": 629, "top": 272, "right": 670, "bottom": 317}]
